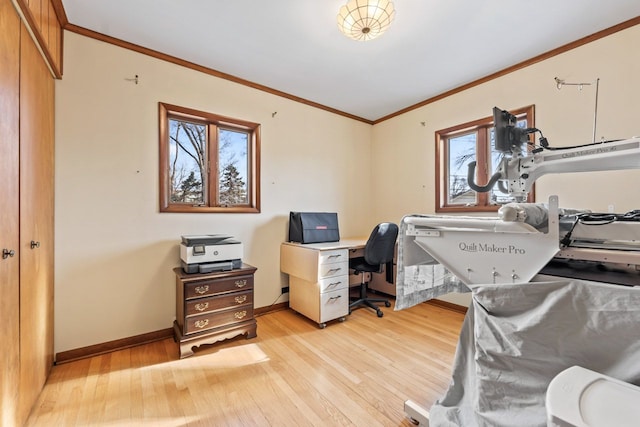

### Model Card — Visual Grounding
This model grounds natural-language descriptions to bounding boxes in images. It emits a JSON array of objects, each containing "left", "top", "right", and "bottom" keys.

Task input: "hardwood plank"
[{"left": 27, "top": 302, "right": 464, "bottom": 426}]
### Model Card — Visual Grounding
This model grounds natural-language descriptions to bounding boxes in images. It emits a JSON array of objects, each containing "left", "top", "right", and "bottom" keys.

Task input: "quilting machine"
[
  {"left": 404, "top": 107, "right": 640, "bottom": 288},
  {"left": 402, "top": 107, "right": 640, "bottom": 426}
]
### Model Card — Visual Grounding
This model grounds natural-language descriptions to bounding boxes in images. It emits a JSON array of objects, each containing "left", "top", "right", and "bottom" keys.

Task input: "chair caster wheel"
[
  {"left": 377, "top": 310, "right": 383, "bottom": 318},
  {"left": 319, "top": 323, "right": 326, "bottom": 329},
  {"left": 385, "top": 301, "right": 391, "bottom": 307},
  {"left": 338, "top": 317, "right": 346, "bottom": 322}
]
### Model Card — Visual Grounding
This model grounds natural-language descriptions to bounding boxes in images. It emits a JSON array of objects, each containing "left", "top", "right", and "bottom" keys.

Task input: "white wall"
[
  {"left": 372, "top": 24, "right": 640, "bottom": 306},
  {"left": 55, "top": 32, "right": 374, "bottom": 354}
]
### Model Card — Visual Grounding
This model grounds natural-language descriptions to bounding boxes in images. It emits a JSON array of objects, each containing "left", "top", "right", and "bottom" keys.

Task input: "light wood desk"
[{"left": 280, "top": 238, "right": 367, "bottom": 328}]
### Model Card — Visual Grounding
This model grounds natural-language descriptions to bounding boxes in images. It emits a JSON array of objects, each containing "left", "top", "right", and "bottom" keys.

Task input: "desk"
[{"left": 280, "top": 238, "right": 367, "bottom": 328}]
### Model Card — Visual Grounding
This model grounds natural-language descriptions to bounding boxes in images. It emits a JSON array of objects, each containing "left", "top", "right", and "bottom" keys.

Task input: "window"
[
  {"left": 436, "top": 105, "right": 535, "bottom": 213},
  {"left": 159, "top": 103, "right": 260, "bottom": 213}
]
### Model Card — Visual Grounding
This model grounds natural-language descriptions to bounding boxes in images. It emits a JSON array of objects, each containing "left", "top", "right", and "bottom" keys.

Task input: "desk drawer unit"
[
  {"left": 319, "top": 249, "right": 348, "bottom": 266},
  {"left": 318, "top": 261, "right": 348, "bottom": 280},
  {"left": 319, "top": 287, "right": 349, "bottom": 323},
  {"left": 319, "top": 275, "right": 349, "bottom": 293},
  {"left": 281, "top": 244, "right": 349, "bottom": 328},
  {"left": 174, "top": 265, "right": 257, "bottom": 358}
]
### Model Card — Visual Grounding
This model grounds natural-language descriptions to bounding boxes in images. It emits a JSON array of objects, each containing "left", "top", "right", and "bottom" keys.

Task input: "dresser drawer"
[
  {"left": 319, "top": 275, "right": 349, "bottom": 293},
  {"left": 184, "top": 304, "right": 253, "bottom": 334},
  {"left": 318, "top": 261, "right": 348, "bottom": 279},
  {"left": 185, "top": 274, "right": 253, "bottom": 300},
  {"left": 318, "top": 249, "right": 348, "bottom": 265},
  {"left": 319, "top": 287, "right": 348, "bottom": 323},
  {"left": 185, "top": 290, "right": 253, "bottom": 316}
]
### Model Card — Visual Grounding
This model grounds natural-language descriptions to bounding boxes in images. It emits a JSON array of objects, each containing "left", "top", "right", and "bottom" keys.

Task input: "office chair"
[{"left": 349, "top": 222, "right": 399, "bottom": 318}]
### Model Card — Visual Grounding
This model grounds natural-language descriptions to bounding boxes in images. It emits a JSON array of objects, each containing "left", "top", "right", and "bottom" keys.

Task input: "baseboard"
[
  {"left": 54, "top": 300, "right": 461, "bottom": 364},
  {"left": 254, "top": 301, "right": 289, "bottom": 317},
  {"left": 54, "top": 304, "right": 288, "bottom": 364},
  {"left": 55, "top": 328, "right": 174, "bottom": 365},
  {"left": 425, "top": 299, "right": 468, "bottom": 314},
  {"left": 55, "top": 302, "right": 289, "bottom": 365}
]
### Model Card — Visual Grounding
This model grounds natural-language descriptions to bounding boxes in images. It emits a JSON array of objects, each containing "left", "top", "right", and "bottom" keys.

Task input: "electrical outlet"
[{"left": 281, "top": 286, "right": 289, "bottom": 294}]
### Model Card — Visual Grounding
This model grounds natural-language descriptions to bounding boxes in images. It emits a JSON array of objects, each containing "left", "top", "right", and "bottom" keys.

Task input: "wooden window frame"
[
  {"left": 435, "top": 105, "right": 535, "bottom": 213},
  {"left": 159, "top": 102, "right": 261, "bottom": 213}
]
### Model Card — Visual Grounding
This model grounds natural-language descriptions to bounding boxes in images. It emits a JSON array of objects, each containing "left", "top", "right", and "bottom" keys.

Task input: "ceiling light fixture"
[{"left": 337, "top": 0, "right": 396, "bottom": 41}]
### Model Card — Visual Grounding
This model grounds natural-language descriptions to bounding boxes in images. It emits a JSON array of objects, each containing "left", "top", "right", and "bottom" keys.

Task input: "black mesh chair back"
[
  {"left": 363, "top": 222, "right": 398, "bottom": 268},
  {"left": 349, "top": 222, "right": 398, "bottom": 317}
]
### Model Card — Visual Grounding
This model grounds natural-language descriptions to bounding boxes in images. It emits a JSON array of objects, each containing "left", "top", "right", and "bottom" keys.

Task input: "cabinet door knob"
[
  {"left": 2, "top": 249, "right": 15, "bottom": 259},
  {"left": 30, "top": 240, "right": 40, "bottom": 249}
]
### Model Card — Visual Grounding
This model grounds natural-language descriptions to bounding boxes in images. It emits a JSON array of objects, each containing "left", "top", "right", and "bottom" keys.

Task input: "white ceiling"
[{"left": 61, "top": 0, "right": 640, "bottom": 122}]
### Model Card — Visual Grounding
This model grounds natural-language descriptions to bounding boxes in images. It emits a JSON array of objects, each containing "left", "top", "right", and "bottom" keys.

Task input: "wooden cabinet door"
[
  {"left": 0, "top": 1, "right": 21, "bottom": 425},
  {"left": 18, "top": 22, "right": 55, "bottom": 424}
]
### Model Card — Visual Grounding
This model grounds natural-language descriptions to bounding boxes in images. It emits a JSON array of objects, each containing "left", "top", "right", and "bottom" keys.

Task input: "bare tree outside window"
[
  {"left": 447, "top": 133, "right": 477, "bottom": 205},
  {"left": 169, "top": 120, "right": 206, "bottom": 204},
  {"left": 159, "top": 103, "right": 260, "bottom": 213},
  {"left": 218, "top": 129, "right": 249, "bottom": 206}
]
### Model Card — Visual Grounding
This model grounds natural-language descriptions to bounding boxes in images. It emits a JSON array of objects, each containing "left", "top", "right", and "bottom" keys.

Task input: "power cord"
[{"left": 560, "top": 209, "right": 639, "bottom": 247}]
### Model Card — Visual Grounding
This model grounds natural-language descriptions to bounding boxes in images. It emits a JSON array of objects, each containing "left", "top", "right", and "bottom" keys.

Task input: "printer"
[{"left": 180, "top": 234, "right": 243, "bottom": 274}]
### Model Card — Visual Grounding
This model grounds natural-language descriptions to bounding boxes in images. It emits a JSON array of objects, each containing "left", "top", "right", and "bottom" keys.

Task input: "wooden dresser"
[{"left": 173, "top": 264, "right": 257, "bottom": 358}]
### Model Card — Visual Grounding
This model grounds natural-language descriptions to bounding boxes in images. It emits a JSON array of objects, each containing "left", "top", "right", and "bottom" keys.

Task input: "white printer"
[{"left": 180, "top": 234, "right": 243, "bottom": 274}]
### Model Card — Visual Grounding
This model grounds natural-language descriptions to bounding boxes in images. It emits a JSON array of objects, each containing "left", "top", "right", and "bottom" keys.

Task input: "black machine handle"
[{"left": 467, "top": 161, "right": 502, "bottom": 193}]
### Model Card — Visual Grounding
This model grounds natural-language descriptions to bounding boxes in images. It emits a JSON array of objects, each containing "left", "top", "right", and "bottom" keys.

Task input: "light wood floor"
[{"left": 27, "top": 301, "right": 464, "bottom": 426}]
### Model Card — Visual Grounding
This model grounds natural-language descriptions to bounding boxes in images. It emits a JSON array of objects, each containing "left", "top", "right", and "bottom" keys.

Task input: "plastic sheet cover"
[
  {"left": 395, "top": 214, "right": 470, "bottom": 311},
  {"left": 428, "top": 278, "right": 640, "bottom": 426}
]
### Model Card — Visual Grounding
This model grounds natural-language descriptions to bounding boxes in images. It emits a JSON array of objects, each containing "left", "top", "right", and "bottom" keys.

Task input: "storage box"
[{"left": 288, "top": 212, "right": 340, "bottom": 244}]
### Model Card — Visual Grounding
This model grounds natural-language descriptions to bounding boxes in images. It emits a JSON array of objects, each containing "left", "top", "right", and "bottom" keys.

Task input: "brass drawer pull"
[
  {"left": 235, "top": 279, "right": 247, "bottom": 288},
  {"left": 234, "top": 295, "right": 247, "bottom": 304},
  {"left": 194, "top": 319, "right": 209, "bottom": 329},
  {"left": 194, "top": 302, "right": 209, "bottom": 312},
  {"left": 195, "top": 285, "right": 209, "bottom": 294},
  {"left": 234, "top": 310, "right": 247, "bottom": 319}
]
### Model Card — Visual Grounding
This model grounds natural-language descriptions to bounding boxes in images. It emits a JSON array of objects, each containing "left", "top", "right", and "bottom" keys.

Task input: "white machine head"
[{"left": 467, "top": 107, "right": 640, "bottom": 202}]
